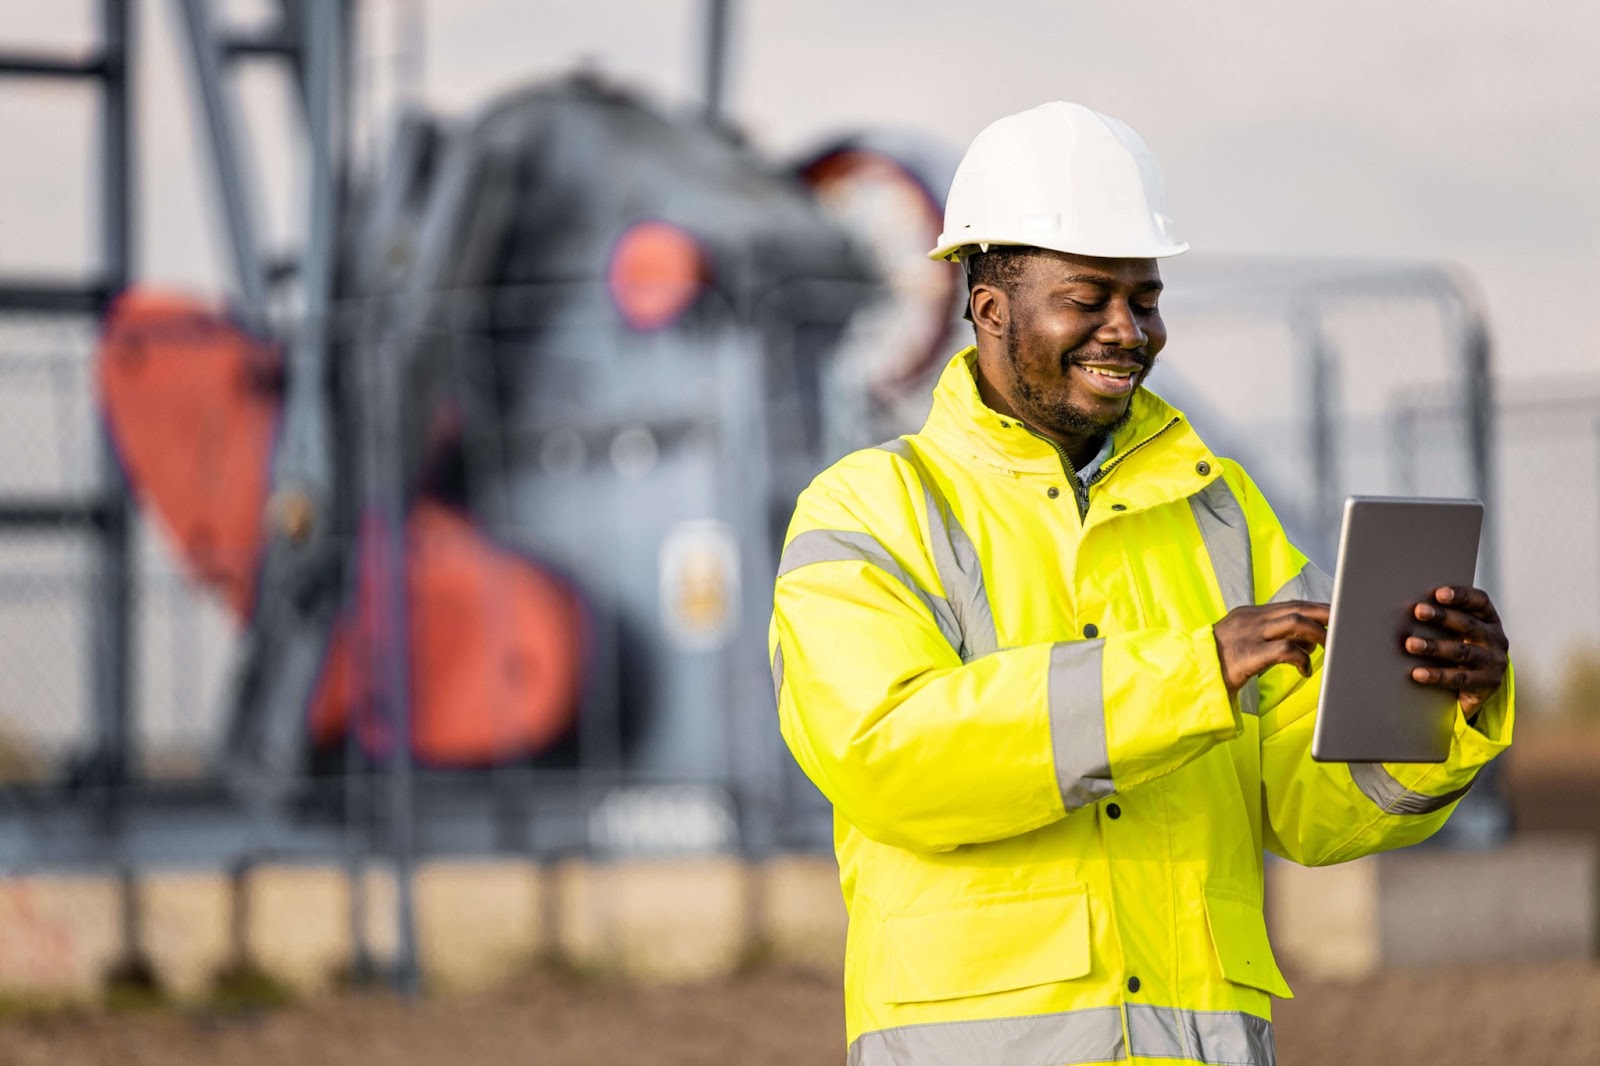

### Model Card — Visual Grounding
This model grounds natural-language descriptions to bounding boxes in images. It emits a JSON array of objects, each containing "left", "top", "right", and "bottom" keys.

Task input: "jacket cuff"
[
  {"left": 1453, "top": 658, "right": 1515, "bottom": 764},
  {"left": 1196, "top": 624, "right": 1247, "bottom": 739},
  {"left": 1370, "top": 659, "right": 1515, "bottom": 803}
]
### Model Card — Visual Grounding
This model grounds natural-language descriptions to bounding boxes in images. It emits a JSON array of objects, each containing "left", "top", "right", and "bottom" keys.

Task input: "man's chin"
[{"left": 1031, "top": 398, "right": 1134, "bottom": 439}]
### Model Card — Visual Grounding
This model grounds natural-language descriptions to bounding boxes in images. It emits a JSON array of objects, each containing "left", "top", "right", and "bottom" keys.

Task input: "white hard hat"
[{"left": 929, "top": 101, "right": 1188, "bottom": 262}]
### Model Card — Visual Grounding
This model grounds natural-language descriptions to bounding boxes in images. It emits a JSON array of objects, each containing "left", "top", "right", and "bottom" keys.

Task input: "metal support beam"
[
  {"left": 0, "top": 499, "right": 116, "bottom": 528},
  {"left": 92, "top": 0, "right": 135, "bottom": 809},
  {"left": 96, "top": 0, "right": 146, "bottom": 982},
  {"left": 221, "top": 33, "right": 298, "bottom": 60},
  {"left": 0, "top": 53, "right": 108, "bottom": 79},
  {"left": 0, "top": 280, "right": 107, "bottom": 314},
  {"left": 319, "top": 0, "right": 418, "bottom": 994},
  {"left": 176, "top": 0, "right": 270, "bottom": 328}
]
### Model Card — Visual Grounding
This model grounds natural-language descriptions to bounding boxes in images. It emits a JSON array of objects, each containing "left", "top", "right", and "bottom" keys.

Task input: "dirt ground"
[
  {"left": 1, "top": 729, "right": 1596, "bottom": 1065},
  {"left": 0, "top": 961, "right": 1597, "bottom": 1066}
]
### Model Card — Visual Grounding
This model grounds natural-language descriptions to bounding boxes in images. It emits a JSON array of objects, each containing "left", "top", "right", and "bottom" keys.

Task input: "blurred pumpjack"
[{"left": 100, "top": 74, "right": 880, "bottom": 815}]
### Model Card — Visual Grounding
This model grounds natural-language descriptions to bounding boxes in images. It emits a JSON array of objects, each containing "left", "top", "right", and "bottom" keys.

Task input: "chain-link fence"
[{"left": 0, "top": 316, "right": 235, "bottom": 785}]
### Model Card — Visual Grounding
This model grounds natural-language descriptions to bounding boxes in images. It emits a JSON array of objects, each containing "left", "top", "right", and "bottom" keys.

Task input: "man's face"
[{"left": 982, "top": 251, "right": 1167, "bottom": 441}]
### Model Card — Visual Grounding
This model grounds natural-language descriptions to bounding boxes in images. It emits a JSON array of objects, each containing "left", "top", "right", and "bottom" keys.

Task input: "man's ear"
[{"left": 969, "top": 284, "right": 1008, "bottom": 341}]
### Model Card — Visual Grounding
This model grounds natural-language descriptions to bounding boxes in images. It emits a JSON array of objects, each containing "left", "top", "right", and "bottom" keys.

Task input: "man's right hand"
[{"left": 1212, "top": 601, "right": 1330, "bottom": 696}]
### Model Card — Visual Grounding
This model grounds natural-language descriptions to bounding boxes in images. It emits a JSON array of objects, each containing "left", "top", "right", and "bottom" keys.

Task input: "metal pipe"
[
  {"left": 175, "top": 0, "right": 270, "bottom": 328},
  {"left": 285, "top": 0, "right": 338, "bottom": 492},
  {"left": 99, "top": 0, "right": 142, "bottom": 980},
  {"left": 343, "top": 722, "right": 377, "bottom": 984},
  {"left": 1289, "top": 302, "right": 1340, "bottom": 560},
  {"left": 1463, "top": 311, "right": 1499, "bottom": 597},
  {"left": 309, "top": 0, "right": 421, "bottom": 996},
  {"left": 702, "top": 0, "right": 731, "bottom": 121}
]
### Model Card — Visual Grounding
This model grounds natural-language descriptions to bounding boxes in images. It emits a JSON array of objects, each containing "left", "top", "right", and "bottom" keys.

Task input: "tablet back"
[{"left": 1310, "top": 497, "right": 1484, "bottom": 764}]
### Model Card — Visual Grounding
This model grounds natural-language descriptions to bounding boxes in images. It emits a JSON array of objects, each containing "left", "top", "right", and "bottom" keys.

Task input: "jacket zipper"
[
  {"left": 1023, "top": 415, "right": 1183, "bottom": 521},
  {"left": 1087, "top": 416, "right": 1182, "bottom": 487},
  {"left": 1021, "top": 425, "right": 1092, "bottom": 520}
]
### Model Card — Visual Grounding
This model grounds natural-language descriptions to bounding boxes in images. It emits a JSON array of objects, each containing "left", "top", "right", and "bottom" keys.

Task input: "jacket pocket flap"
[
  {"left": 1203, "top": 892, "right": 1293, "bottom": 999},
  {"left": 884, "top": 885, "right": 1091, "bottom": 1004}
]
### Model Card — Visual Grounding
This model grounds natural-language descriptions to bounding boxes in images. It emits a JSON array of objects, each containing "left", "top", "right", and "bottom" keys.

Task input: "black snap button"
[
  {"left": 999, "top": 420, "right": 1010, "bottom": 428},
  {"left": 1111, "top": 503, "right": 1127, "bottom": 511},
  {"left": 1196, "top": 461, "right": 1211, "bottom": 476},
  {"left": 1046, "top": 486, "right": 1060, "bottom": 499},
  {"left": 1106, "top": 803, "right": 1121, "bottom": 820},
  {"left": 1127, "top": 976, "right": 1141, "bottom": 994},
  {"left": 1083, "top": 623, "right": 1099, "bottom": 638}
]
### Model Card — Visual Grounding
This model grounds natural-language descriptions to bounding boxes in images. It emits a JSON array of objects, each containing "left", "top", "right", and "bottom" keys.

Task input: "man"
[{"left": 768, "top": 102, "right": 1512, "bottom": 1066}]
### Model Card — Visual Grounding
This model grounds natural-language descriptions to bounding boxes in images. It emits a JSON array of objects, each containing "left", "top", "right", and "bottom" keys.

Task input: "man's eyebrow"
[{"left": 1055, "top": 274, "right": 1165, "bottom": 292}]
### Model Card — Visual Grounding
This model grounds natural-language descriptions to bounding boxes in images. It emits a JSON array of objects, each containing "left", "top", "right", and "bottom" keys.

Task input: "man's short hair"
[{"left": 962, "top": 246, "right": 1034, "bottom": 321}]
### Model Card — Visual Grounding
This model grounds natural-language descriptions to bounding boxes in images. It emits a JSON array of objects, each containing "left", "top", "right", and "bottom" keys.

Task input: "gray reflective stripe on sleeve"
[
  {"left": 778, "top": 528, "right": 964, "bottom": 656},
  {"left": 877, "top": 438, "right": 999, "bottom": 660},
  {"left": 1269, "top": 560, "right": 1334, "bottom": 604},
  {"left": 770, "top": 644, "right": 783, "bottom": 706},
  {"left": 846, "top": 1005, "right": 1125, "bottom": 1066},
  {"left": 1049, "top": 640, "right": 1115, "bottom": 810},
  {"left": 1127, "top": 1005, "right": 1275, "bottom": 1065},
  {"left": 1189, "top": 475, "right": 1260, "bottom": 714},
  {"left": 1239, "top": 676, "right": 1261, "bottom": 719},
  {"left": 1349, "top": 761, "right": 1478, "bottom": 815}
]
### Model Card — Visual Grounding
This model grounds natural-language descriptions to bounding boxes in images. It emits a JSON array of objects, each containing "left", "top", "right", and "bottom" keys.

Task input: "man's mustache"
[{"left": 1064, "top": 348, "right": 1156, "bottom": 373}]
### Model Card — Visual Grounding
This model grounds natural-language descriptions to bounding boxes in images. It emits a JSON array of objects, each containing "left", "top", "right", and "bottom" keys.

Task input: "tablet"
[{"left": 1310, "top": 496, "right": 1484, "bottom": 764}]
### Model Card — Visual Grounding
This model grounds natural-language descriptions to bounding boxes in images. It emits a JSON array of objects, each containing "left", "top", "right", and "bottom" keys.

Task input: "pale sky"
[
  {"left": 1, "top": 0, "right": 1597, "bottom": 729},
  {"left": 3, "top": 0, "right": 1598, "bottom": 373}
]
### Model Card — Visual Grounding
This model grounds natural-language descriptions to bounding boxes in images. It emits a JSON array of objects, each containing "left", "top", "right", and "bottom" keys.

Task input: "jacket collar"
[{"left": 918, "top": 347, "right": 1220, "bottom": 512}]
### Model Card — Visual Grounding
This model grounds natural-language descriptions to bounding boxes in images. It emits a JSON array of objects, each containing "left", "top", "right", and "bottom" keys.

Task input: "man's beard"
[{"left": 1004, "top": 326, "right": 1152, "bottom": 439}]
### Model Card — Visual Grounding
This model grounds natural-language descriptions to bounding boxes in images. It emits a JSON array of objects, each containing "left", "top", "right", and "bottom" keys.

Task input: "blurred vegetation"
[
  {"left": 207, "top": 960, "right": 296, "bottom": 1012},
  {"left": 102, "top": 955, "right": 167, "bottom": 1012},
  {"left": 0, "top": 721, "right": 43, "bottom": 783},
  {"left": 1551, "top": 645, "right": 1600, "bottom": 729}
]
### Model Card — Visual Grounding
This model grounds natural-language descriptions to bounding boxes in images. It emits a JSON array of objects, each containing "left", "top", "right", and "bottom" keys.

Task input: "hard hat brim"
[{"left": 928, "top": 235, "right": 1190, "bottom": 263}]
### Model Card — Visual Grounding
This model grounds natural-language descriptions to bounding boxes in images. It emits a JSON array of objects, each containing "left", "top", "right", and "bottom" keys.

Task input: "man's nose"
[{"left": 1096, "top": 301, "right": 1147, "bottom": 350}]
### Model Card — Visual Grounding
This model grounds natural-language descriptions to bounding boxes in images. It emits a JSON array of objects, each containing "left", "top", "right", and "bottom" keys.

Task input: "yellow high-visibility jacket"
[{"left": 770, "top": 349, "right": 1513, "bottom": 1066}]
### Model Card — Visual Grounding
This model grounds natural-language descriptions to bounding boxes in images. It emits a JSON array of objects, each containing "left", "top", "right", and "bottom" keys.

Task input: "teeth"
[{"left": 1084, "top": 367, "right": 1133, "bottom": 380}]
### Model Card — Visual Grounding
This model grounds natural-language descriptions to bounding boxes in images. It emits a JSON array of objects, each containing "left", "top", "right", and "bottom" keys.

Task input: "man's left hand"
[{"left": 1404, "top": 586, "right": 1510, "bottom": 721}]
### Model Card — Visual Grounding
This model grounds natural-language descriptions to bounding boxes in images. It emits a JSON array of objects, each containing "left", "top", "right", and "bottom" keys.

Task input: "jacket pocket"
[
  {"left": 883, "top": 885, "right": 1091, "bottom": 1004},
  {"left": 1203, "top": 891, "right": 1293, "bottom": 999}
]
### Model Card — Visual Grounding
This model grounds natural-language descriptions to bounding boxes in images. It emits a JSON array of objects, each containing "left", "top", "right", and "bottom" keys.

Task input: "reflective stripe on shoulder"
[
  {"left": 846, "top": 1005, "right": 1274, "bottom": 1066},
  {"left": 876, "top": 438, "right": 1000, "bottom": 661},
  {"left": 1269, "top": 560, "right": 1334, "bottom": 604},
  {"left": 1188, "top": 475, "right": 1261, "bottom": 716},
  {"left": 846, "top": 1005, "right": 1125, "bottom": 1066},
  {"left": 777, "top": 528, "right": 964, "bottom": 656},
  {"left": 1127, "top": 1005, "right": 1276, "bottom": 1065},
  {"left": 770, "top": 644, "right": 783, "bottom": 706},
  {"left": 1049, "top": 640, "right": 1115, "bottom": 810},
  {"left": 1349, "top": 761, "right": 1477, "bottom": 815}
]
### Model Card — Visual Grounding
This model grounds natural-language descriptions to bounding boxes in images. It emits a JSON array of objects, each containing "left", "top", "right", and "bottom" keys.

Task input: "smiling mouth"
[
  {"left": 1080, "top": 365, "right": 1137, "bottom": 383},
  {"left": 1072, "top": 362, "right": 1142, "bottom": 398}
]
